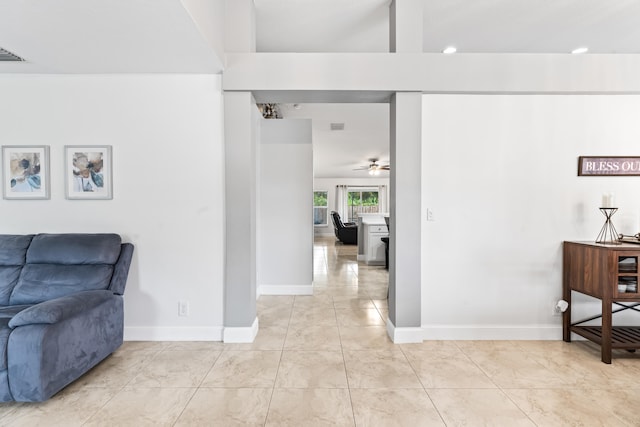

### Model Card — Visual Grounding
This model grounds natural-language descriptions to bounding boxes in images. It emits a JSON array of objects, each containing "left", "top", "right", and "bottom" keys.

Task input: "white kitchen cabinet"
[{"left": 363, "top": 222, "right": 388, "bottom": 265}]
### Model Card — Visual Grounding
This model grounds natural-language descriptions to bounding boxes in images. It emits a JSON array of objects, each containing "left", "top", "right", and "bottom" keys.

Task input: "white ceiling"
[
  {"left": 421, "top": 0, "right": 640, "bottom": 54},
  {"left": 2, "top": 0, "right": 639, "bottom": 177},
  {"left": 280, "top": 103, "right": 390, "bottom": 179}
]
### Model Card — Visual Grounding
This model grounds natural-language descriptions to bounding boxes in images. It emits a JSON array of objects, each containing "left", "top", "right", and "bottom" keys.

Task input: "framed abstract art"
[
  {"left": 1, "top": 145, "right": 50, "bottom": 200},
  {"left": 64, "top": 145, "right": 112, "bottom": 200}
]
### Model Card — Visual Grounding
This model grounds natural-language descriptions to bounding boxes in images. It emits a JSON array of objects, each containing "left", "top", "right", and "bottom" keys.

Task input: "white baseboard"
[
  {"left": 385, "top": 321, "right": 564, "bottom": 342},
  {"left": 122, "top": 323, "right": 564, "bottom": 342},
  {"left": 386, "top": 319, "right": 424, "bottom": 343},
  {"left": 124, "top": 326, "right": 223, "bottom": 341},
  {"left": 421, "top": 325, "right": 563, "bottom": 340},
  {"left": 258, "top": 284, "right": 313, "bottom": 295},
  {"left": 223, "top": 317, "right": 259, "bottom": 343}
]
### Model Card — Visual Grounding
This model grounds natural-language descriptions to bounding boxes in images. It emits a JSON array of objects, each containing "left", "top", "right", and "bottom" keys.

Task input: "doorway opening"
[{"left": 274, "top": 101, "right": 390, "bottom": 323}]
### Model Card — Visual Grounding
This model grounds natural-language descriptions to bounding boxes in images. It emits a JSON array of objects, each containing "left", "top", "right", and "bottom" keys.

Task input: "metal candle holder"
[{"left": 596, "top": 207, "right": 621, "bottom": 245}]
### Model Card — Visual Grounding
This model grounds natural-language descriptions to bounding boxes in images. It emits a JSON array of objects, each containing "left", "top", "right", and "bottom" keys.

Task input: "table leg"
[
  {"left": 601, "top": 298, "right": 612, "bottom": 364},
  {"left": 562, "top": 290, "right": 571, "bottom": 342}
]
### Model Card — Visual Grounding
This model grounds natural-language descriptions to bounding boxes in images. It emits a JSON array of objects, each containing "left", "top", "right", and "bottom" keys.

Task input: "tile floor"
[{"left": 2, "top": 236, "right": 640, "bottom": 425}]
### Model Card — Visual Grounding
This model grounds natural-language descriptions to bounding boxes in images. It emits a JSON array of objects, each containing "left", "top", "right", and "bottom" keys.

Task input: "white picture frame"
[
  {"left": 1, "top": 145, "right": 50, "bottom": 200},
  {"left": 64, "top": 145, "right": 112, "bottom": 200}
]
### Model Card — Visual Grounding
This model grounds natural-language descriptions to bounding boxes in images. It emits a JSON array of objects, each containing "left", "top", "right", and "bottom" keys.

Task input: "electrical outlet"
[{"left": 178, "top": 300, "right": 190, "bottom": 317}]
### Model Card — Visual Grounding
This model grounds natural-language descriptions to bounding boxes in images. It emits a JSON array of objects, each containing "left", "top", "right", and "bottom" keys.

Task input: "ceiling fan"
[{"left": 353, "top": 159, "right": 390, "bottom": 175}]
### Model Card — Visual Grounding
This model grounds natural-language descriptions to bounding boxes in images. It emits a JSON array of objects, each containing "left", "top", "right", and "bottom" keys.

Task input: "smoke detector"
[{"left": 0, "top": 47, "right": 24, "bottom": 62}]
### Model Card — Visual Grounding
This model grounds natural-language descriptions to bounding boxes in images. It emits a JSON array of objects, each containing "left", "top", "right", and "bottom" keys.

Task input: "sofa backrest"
[
  {"left": 8, "top": 234, "right": 124, "bottom": 305},
  {"left": 0, "top": 235, "right": 34, "bottom": 305}
]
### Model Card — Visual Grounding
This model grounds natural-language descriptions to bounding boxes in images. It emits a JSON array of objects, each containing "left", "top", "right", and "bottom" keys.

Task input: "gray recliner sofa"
[{"left": 0, "top": 233, "right": 133, "bottom": 402}]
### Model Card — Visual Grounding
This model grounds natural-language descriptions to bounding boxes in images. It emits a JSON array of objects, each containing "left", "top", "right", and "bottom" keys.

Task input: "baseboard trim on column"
[
  {"left": 223, "top": 317, "right": 259, "bottom": 343},
  {"left": 386, "top": 318, "right": 424, "bottom": 343}
]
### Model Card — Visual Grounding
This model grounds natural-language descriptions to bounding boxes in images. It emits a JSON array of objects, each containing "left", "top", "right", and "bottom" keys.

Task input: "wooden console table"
[{"left": 563, "top": 241, "right": 640, "bottom": 363}]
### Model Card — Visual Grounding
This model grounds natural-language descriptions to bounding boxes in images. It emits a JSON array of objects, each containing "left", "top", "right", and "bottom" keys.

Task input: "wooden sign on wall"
[{"left": 578, "top": 156, "right": 640, "bottom": 176}]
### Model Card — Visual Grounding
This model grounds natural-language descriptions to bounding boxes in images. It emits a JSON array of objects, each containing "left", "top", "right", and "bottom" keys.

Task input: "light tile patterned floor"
[{"left": 2, "top": 236, "right": 640, "bottom": 425}]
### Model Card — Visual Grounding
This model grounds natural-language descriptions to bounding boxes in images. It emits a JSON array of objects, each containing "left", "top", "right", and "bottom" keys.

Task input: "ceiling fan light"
[{"left": 368, "top": 169, "right": 374, "bottom": 175}]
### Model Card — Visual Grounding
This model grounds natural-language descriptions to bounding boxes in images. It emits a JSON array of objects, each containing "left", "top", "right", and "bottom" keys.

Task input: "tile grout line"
[
  {"left": 81, "top": 349, "right": 162, "bottom": 425},
  {"left": 261, "top": 296, "right": 295, "bottom": 426},
  {"left": 455, "top": 344, "right": 540, "bottom": 426},
  {"left": 335, "top": 293, "right": 358, "bottom": 427},
  {"left": 397, "top": 344, "right": 449, "bottom": 426},
  {"left": 169, "top": 346, "right": 226, "bottom": 425}
]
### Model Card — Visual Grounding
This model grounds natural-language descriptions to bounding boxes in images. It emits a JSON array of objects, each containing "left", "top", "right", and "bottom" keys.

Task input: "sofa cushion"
[
  {"left": 9, "top": 234, "right": 122, "bottom": 305},
  {"left": 0, "top": 267, "right": 23, "bottom": 306},
  {"left": 26, "top": 234, "right": 122, "bottom": 265},
  {"left": 0, "top": 235, "right": 34, "bottom": 305},
  {"left": 0, "top": 235, "right": 34, "bottom": 266},
  {"left": 10, "top": 265, "right": 114, "bottom": 305}
]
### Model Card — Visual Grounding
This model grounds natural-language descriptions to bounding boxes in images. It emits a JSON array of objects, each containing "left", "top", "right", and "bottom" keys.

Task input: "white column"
[
  {"left": 223, "top": 91, "right": 259, "bottom": 342},
  {"left": 222, "top": 0, "right": 257, "bottom": 343},
  {"left": 388, "top": 92, "right": 423, "bottom": 342},
  {"left": 389, "top": 0, "right": 423, "bottom": 53}
]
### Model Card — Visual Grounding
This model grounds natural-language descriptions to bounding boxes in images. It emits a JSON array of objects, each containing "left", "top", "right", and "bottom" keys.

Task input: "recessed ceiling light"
[
  {"left": 442, "top": 46, "right": 457, "bottom": 54},
  {"left": 571, "top": 47, "right": 588, "bottom": 54}
]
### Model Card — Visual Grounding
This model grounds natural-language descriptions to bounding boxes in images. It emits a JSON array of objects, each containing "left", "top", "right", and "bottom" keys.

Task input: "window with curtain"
[
  {"left": 313, "top": 191, "right": 328, "bottom": 226},
  {"left": 347, "top": 189, "right": 379, "bottom": 222}
]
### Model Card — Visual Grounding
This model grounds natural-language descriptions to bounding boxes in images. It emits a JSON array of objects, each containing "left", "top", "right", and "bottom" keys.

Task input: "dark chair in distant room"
[{"left": 331, "top": 211, "right": 358, "bottom": 245}]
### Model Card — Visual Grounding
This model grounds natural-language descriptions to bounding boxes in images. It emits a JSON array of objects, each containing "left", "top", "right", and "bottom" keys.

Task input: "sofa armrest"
[
  {"left": 7, "top": 293, "right": 123, "bottom": 401},
  {"left": 109, "top": 243, "right": 134, "bottom": 295},
  {"left": 8, "top": 290, "right": 115, "bottom": 328}
]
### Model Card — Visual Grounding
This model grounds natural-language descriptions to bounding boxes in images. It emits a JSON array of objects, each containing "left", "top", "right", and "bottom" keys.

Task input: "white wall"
[
  {"left": 0, "top": 74, "right": 225, "bottom": 341},
  {"left": 259, "top": 119, "right": 313, "bottom": 295},
  {"left": 313, "top": 177, "right": 390, "bottom": 236},
  {"left": 421, "top": 94, "right": 640, "bottom": 339}
]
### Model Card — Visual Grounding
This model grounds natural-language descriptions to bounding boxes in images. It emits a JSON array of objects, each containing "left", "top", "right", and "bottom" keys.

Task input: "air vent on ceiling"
[
  {"left": 0, "top": 47, "right": 24, "bottom": 62},
  {"left": 330, "top": 123, "right": 345, "bottom": 131}
]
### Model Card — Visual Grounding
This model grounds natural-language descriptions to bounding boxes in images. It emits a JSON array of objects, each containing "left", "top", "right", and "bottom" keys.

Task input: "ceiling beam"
[{"left": 224, "top": 52, "right": 640, "bottom": 94}]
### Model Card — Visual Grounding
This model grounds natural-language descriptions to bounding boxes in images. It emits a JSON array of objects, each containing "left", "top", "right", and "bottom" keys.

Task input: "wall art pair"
[{"left": 1, "top": 145, "right": 112, "bottom": 200}]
